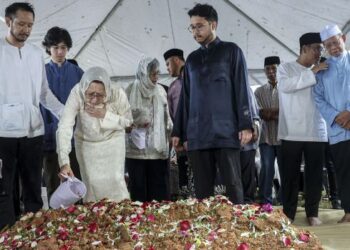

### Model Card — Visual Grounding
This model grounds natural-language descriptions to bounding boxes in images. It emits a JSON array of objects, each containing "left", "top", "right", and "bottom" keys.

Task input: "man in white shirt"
[
  {"left": 277, "top": 33, "right": 328, "bottom": 226},
  {"left": 0, "top": 2, "right": 63, "bottom": 229}
]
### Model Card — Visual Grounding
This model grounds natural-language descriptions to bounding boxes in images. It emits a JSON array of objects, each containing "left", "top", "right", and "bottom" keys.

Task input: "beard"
[{"left": 10, "top": 29, "right": 28, "bottom": 43}]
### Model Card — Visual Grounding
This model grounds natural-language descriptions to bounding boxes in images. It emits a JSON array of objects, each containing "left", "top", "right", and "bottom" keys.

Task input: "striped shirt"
[{"left": 254, "top": 83, "right": 280, "bottom": 145}]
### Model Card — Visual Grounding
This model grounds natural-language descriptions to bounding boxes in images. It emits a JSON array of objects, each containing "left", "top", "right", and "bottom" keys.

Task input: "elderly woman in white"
[
  {"left": 125, "top": 57, "right": 172, "bottom": 202},
  {"left": 57, "top": 67, "right": 132, "bottom": 202}
]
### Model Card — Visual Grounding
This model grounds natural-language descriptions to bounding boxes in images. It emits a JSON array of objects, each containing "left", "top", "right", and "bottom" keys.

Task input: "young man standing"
[
  {"left": 278, "top": 33, "right": 328, "bottom": 226},
  {"left": 254, "top": 56, "right": 282, "bottom": 205},
  {"left": 172, "top": 4, "right": 253, "bottom": 204},
  {"left": 41, "top": 27, "right": 84, "bottom": 201},
  {"left": 0, "top": 2, "right": 63, "bottom": 229},
  {"left": 163, "top": 48, "right": 189, "bottom": 197},
  {"left": 314, "top": 24, "right": 350, "bottom": 223}
]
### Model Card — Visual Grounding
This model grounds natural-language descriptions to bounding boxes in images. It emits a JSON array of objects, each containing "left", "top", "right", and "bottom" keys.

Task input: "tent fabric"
[{"left": 1, "top": 0, "right": 350, "bottom": 85}]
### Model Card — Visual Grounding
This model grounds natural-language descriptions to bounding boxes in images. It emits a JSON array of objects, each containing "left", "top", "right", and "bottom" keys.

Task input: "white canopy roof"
[{"left": 1, "top": 0, "right": 350, "bottom": 86}]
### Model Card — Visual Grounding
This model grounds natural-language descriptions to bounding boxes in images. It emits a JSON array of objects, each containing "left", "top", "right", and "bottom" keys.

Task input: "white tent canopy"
[{"left": 1, "top": 0, "right": 350, "bottom": 87}]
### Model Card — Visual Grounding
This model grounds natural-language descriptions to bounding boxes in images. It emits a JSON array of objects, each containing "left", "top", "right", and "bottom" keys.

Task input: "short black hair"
[
  {"left": 5, "top": 2, "right": 35, "bottom": 19},
  {"left": 42, "top": 27, "right": 73, "bottom": 55},
  {"left": 188, "top": 4, "right": 218, "bottom": 22}
]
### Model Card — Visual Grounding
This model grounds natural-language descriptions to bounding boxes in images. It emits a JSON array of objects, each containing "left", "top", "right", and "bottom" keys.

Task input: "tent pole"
[{"left": 74, "top": 0, "right": 124, "bottom": 59}]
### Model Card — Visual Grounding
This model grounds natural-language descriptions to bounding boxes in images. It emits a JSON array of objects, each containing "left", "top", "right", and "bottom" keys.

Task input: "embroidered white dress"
[{"left": 57, "top": 67, "right": 132, "bottom": 202}]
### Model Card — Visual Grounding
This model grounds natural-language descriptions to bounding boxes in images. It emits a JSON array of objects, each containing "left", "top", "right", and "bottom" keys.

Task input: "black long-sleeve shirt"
[{"left": 173, "top": 37, "right": 253, "bottom": 151}]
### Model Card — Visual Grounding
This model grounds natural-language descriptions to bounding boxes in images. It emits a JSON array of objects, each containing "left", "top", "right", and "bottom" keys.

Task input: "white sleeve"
[
  {"left": 39, "top": 56, "right": 64, "bottom": 119},
  {"left": 56, "top": 86, "right": 80, "bottom": 167},
  {"left": 100, "top": 88, "right": 133, "bottom": 130},
  {"left": 277, "top": 63, "right": 316, "bottom": 93}
]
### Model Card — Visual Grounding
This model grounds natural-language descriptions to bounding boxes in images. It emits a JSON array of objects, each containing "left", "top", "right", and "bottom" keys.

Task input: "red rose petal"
[
  {"left": 299, "top": 233, "right": 310, "bottom": 243},
  {"left": 237, "top": 242, "right": 249, "bottom": 250},
  {"left": 179, "top": 220, "right": 191, "bottom": 231}
]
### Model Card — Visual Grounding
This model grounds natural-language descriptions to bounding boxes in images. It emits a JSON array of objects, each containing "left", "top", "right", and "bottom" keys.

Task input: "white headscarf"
[
  {"left": 79, "top": 66, "right": 111, "bottom": 102},
  {"left": 129, "top": 57, "right": 168, "bottom": 154}
]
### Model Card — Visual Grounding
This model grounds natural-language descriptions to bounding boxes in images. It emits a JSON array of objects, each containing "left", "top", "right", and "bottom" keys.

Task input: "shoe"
[
  {"left": 331, "top": 199, "right": 342, "bottom": 209},
  {"left": 307, "top": 217, "right": 322, "bottom": 226}
]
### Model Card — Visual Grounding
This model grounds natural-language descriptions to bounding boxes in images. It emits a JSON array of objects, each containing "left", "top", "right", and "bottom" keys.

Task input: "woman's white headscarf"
[
  {"left": 79, "top": 66, "right": 111, "bottom": 102},
  {"left": 129, "top": 57, "right": 168, "bottom": 154}
]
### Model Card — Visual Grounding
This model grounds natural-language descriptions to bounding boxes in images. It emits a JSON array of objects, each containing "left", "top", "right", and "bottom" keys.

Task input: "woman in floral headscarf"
[
  {"left": 57, "top": 66, "right": 132, "bottom": 202},
  {"left": 125, "top": 57, "right": 172, "bottom": 202}
]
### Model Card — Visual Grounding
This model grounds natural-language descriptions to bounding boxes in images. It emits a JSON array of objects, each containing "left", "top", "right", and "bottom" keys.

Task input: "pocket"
[
  {"left": 1, "top": 103, "right": 25, "bottom": 130},
  {"left": 30, "top": 106, "right": 42, "bottom": 130}
]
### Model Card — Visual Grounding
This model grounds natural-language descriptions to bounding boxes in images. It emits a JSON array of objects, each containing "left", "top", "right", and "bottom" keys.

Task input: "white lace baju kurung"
[{"left": 57, "top": 67, "right": 132, "bottom": 202}]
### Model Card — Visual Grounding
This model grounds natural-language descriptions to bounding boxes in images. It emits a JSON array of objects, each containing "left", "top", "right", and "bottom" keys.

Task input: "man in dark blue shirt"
[
  {"left": 172, "top": 4, "right": 253, "bottom": 204},
  {"left": 41, "top": 27, "right": 84, "bottom": 201}
]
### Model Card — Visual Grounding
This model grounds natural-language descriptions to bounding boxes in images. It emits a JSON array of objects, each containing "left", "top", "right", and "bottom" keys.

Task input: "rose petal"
[
  {"left": 237, "top": 242, "right": 250, "bottom": 250},
  {"left": 299, "top": 233, "right": 310, "bottom": 243}
]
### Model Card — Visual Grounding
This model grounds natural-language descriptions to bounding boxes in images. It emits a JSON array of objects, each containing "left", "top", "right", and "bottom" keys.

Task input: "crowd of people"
[{"left": 0, "top": 2, "right": 350, "bottom": 231}]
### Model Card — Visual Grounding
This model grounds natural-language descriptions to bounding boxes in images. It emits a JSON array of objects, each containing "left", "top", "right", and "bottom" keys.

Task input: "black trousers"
[
  {"left": 280, "top": 140, "right": 325, "bottom": 220},
  {"left": 177, "top": 154, "right": 188, "bottom": 188},
  {"left": 240, "top": 149, "right": 257, "bottom": 203},
  {"left": 0, "top": 136, "right": 44, "bottom": 230},
  {"left": 324, "top": 143, "right": 339, "bottom": 200},
  {"left": 330, "top": 140, "right": 350, "bottom": 213},
  {"left": 126, "top": 158, "right": 169, "bottom": 202},
  {"left": 43, "top": 149, "right": 81, "bottom": 201},
  {"left": 188, "top": 148, "right": 243, "bottom": 204}
]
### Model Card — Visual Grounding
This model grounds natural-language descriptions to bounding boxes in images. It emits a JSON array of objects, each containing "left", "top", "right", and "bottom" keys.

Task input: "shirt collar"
[
  {"left": 49, "top": 59, "right": 67, "bottom": 68},
  {"left": 200, "top": 37, "right": 221, "bottom": 50}
]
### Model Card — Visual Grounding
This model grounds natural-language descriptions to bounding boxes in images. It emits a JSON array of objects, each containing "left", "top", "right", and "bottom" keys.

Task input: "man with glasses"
[
  {"left": 277, "top": 33, "right": 328, "bottom": 226},
  {"left": 41, "top": 27, "right": 84, "bottom": 202},
  {"left": 172, "top": 4, "right": 253, "bottom": 204},
  {"left": 0, "top": 2, "right": 63, "bottom": 229},
  {"left": 314, "top": 24, "right": 350, "bottom": 223}
]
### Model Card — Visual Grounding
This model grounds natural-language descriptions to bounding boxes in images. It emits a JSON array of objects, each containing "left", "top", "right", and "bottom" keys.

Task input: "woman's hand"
[
  {"left": 85, "top": 103, "right": 106, "bottom": 118},
  {"left": 59, "top": 164, "right": 74, "bottom": 181},
  {"left": 125, "top": 124, "right": 135, "bottom": 133}
]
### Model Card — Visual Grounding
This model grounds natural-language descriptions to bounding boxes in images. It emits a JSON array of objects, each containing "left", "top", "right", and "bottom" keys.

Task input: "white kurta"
[
  {"left": 277, "top": 61, "right": 327, "bottom": 142},
  {"left": 0, "top": 38, "right": 63, "bottom": 138},
  {"left": 57, "top": 84, "right": 132, "bottom": 202}
]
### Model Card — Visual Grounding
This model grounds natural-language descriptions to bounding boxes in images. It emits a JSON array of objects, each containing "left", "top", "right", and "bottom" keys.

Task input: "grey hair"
[{"left": 147, "top": 58, "right": 160, "bottom": 75}]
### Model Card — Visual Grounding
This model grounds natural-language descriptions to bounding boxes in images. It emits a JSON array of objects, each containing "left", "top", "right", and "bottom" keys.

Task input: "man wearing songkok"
[
  {"left": 313, "top": 24, "right": 350, "bottom": 223},
  {"left": 277, "top": 32, "right": 328, "bottom": 226},
  {"left": 255, "top": 56, "right": 282, "bottom": 205},
  {"left": 164, "top": 48, "right": 190, "bottom": 198}
]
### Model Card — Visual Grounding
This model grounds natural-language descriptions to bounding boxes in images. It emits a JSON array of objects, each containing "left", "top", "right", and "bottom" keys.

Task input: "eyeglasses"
[
  {"left": 85, "top": 92, "right": 105, "bottom": 99},
  {"left": 324, "top": 36, "right": 342, "bottom": 50},
  {"left": 188, "top": 22, "right": 211, "bottom": 33}
]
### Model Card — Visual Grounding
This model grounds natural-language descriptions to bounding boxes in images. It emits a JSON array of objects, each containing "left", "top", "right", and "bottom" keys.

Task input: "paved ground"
[{"left": 293, "top": 207, "right": 350, "bottom": 250}]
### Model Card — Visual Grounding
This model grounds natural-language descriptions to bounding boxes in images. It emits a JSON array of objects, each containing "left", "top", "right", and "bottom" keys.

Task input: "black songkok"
[
  {"left": 264, "top": 56, "right": 280, "bottom": 66},
  {"left": 163, "top": 48, "right": 184, "bottom": 61},
  {"left": 299, "top": 33, "right": 321, "bottom": 47}
]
